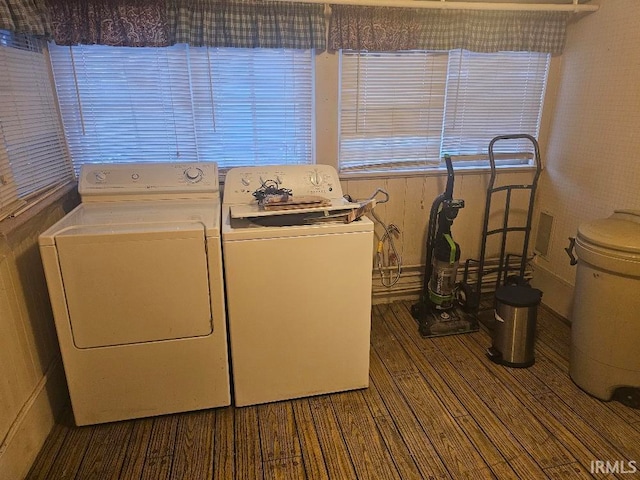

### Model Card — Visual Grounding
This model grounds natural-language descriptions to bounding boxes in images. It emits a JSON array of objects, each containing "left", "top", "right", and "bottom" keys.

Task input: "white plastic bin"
[{"left": 570, "top": 210, "right": 640, "bottom": 407}]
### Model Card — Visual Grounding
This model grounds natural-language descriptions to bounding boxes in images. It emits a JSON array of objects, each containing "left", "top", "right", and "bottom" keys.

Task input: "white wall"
[{"left": 532, "top": 0, "right": 640, "bottom": 318}]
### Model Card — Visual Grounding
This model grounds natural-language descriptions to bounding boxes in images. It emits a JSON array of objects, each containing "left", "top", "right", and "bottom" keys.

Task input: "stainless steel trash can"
[{"left": 487, "top": 285, "right": 542, "bottom": 368}]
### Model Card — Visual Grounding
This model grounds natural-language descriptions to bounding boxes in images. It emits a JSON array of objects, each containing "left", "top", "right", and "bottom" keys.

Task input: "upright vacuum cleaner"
[{"left": 411, "top": 155, "right": 479, "bottom": 338}]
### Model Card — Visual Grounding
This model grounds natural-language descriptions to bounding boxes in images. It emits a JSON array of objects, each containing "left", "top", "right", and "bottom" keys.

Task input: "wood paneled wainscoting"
[
  {"left": 340, "top": 172, "right": 538, "bottom": 305},
  {"left": 0, "top": 185, "right": 79, "bottom": 480},
  {"left": 26, "top": 303, "right": 640, "bottom": 480}
]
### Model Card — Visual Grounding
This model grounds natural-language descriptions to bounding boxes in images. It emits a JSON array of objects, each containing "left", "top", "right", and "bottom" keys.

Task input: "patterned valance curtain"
[
  {"left": 167, "top": 0, "right": 325, "bottom": 49},
  {"left": 0, "top": 0, "right": 50, "bottom": 36},
  {"left": 46, "top": 0, "right": 170, "bottom": 47},
  {"left": 3, "top": 0, "right": 566, "bottom": 52},
  {"left": 329, "top": 6, "right": 568, "bottom": 54}
]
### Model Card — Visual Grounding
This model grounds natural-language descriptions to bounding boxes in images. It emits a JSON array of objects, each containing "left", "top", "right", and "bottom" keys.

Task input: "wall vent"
[{"left": 534, "top": 211, "right": 554, "bottom": 257}]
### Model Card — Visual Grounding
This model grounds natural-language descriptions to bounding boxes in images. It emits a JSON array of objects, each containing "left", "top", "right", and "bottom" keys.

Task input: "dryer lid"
[
  {"left": 577, "top": 210, "right": 640, "bottom": 254},
  {"left": 39, "top": 199, "right": 220, "bottom": 246}
]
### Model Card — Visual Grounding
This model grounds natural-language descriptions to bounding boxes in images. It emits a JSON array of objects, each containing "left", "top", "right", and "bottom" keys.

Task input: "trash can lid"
[
  {"left": 495, "top": 285, "right": 542, "bottom": 307},
  {"left": 577, "top": 210, "right": 640, "bottom": 254}
]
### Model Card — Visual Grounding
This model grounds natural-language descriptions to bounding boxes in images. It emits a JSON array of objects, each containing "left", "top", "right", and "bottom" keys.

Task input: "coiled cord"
[
  {"left": 345, "top": 189, "right": 403, "bottom": 288},
  {"left": 370, "top": 209, "right": 402, "bottom": 288}
]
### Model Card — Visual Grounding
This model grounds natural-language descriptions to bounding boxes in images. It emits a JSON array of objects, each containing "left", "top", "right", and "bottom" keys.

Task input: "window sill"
[
  {"left": 0, "top": 181, "right": 78, "bottom": 239},
  {"left": 337, "top": 163, "right": 540, "bottom": 181}
]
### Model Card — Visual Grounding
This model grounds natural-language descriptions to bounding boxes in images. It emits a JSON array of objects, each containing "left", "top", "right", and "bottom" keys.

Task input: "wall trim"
[
  {"left": 0, "top": 358, "right": 68, "bottom": 480},
  {"left": 371, "top": 260, "right": 576, "bottom": 322},
  {"left": 530, "top": 261, "right": 575, "bottom": 321}
]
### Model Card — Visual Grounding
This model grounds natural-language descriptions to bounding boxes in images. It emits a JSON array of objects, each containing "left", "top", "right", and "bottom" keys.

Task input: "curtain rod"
[{"left": 293, "top": 0, "right": 600, "bottom": 13}]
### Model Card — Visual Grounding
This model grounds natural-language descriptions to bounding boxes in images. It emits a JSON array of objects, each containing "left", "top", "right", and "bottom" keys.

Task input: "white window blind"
[
  {"left": 0, "top": 32, "right": 73, "bottom": 217},
  {"left": 340, "top": 51, "right": 448, "bottom": 173},
  {"left": 442, "top": 50, "right": 549, "bottom": 164},
  {"left": 48, "top": 44, "right": 314, "bottom": 173},
  {"left": 339, "top": 49, "right": 549, "bottom": 174},
  {"left": 193, "top": 48, "right": 314, "bottom": 169}
]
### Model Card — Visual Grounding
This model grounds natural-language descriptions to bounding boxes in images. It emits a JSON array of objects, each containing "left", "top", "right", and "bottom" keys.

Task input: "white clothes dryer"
[
  {"left": 39, "top": 162, "right": 230, "bottom": 425},
  {"left": 222, "top": 165, "right": 374, "bottom": 407}
]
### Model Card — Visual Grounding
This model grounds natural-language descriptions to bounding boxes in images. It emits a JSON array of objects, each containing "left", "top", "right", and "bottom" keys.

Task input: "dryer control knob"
[{"left": 184, "top": 167, "right": 203, "bottom": 183}]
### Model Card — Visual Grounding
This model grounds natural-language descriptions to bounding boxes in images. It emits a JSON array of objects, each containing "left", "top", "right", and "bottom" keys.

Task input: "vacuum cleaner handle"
[{"left": 444, "top": 154, "right": 454, "bottom": 199}]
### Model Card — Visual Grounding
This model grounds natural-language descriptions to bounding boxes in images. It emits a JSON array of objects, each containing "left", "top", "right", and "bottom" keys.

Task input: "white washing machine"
[
  {"left": 39, "top": 162, "right": 231, "bottom": 425},
  {"left": 222, "top": 165, "right": 374, "bottom": 407}
]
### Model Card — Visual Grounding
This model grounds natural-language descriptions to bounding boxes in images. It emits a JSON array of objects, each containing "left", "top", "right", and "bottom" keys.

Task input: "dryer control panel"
[
  {"left": 223, "top": 165, "right": 344, "bottom": 205},
  {"left": 79, "top": 162, "right": 219, "bottom": 201}
]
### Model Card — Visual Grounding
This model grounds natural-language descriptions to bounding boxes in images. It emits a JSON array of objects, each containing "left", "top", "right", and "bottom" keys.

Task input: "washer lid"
[
  {"left": 577, "top": 210, "right": 640, "bottom": 253},
  {"left": 221, "top": 204, "right": 374, "bottom": 241}
]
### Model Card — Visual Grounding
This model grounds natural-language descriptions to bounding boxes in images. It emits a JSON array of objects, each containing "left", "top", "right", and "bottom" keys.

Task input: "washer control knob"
[
  {"left": 94, "top": 171, "right": 107, "bottom": 182},
  {"left": 241, "top": 177, "right": 251, "bottom": 186},
  {"left": 184, "top": 167, "right": 203, "bottom": 183},
  {"left": 310, "top": 170, "right": 323, "bottom": 186}
]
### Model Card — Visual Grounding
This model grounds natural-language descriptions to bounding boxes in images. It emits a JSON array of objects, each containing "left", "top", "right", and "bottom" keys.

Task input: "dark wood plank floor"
[{"left": 26, "top": 302, "right": 640, "bottom": 480}]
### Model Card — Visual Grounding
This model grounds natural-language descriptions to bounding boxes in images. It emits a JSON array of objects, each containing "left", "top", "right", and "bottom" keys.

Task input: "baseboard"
[
  {"left": 369, "top": 261, "right": 575, "bottom": 321},
  {"left": 371, "top": 265, "right": 422, "bottom": 305},
  {"left": 0, "top": 358, "right": 69, "bottom": 480},
  {"left": 530, "top": 262, "right": 575, "bottom": 321}
]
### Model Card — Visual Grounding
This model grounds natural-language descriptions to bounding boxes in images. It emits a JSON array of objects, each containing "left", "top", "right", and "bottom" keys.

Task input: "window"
[
  {"left": 48, "top": 44, "right": 315, "bottom": 173},
  {"left": 339, "top": 49, "right": 550, "bottom": 174},
  {"left": 0, "top": 31, "right": 73, "bottom": 219}
]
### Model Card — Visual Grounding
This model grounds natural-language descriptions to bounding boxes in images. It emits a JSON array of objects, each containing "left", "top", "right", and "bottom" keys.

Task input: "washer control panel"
[
  {"left": 224, "top": 165, "right": 343, "bottom": 204},
  {"left": 79, "top": 162, "right": 219, "bottom": 199}
]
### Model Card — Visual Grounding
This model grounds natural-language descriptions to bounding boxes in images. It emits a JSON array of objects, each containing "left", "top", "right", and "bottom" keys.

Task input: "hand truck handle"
[{"left": 565, "top": 237, "right": 578, "bottom": 266}]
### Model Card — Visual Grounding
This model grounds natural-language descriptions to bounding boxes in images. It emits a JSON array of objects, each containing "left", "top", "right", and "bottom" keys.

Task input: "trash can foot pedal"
[{"left": 487, "top": 347, "right": 502, "bottom": 364}]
